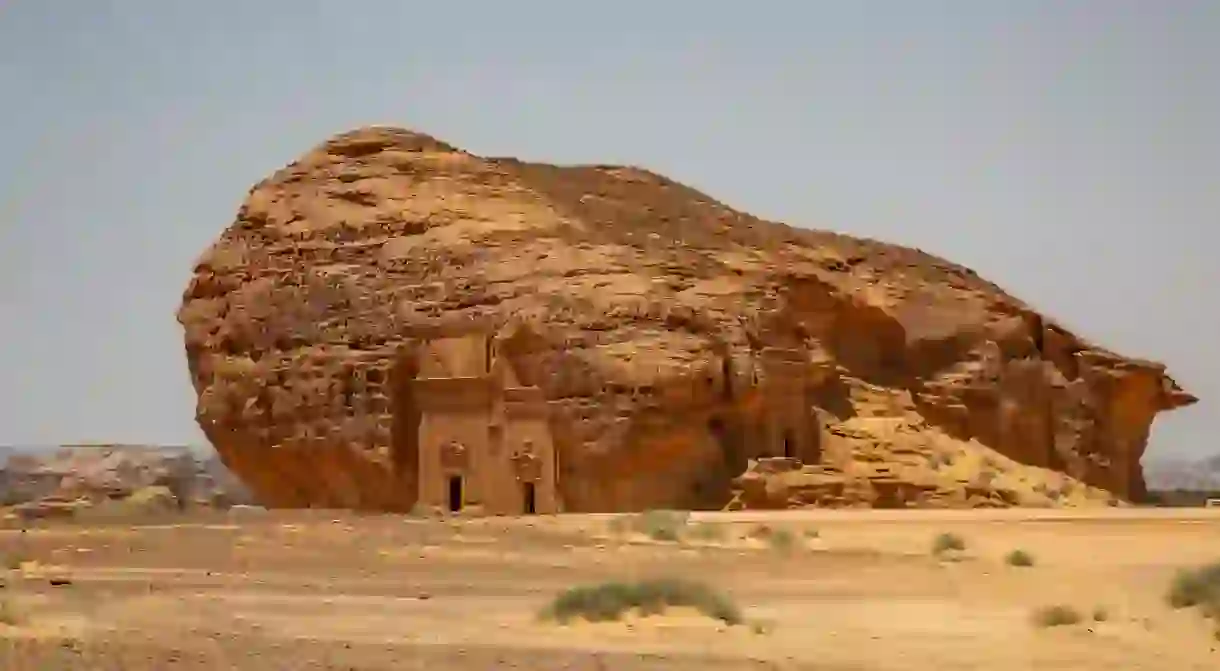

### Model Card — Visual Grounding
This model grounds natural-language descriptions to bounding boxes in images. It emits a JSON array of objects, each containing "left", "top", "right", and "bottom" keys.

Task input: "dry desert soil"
[{"left": 2, "top": 508, "right": 1219, "bottom": 670}]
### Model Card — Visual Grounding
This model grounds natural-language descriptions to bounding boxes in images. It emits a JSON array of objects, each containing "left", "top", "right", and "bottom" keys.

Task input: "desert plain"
[{"left": 1, "top": 507, "right": 1218, "bottom": 670}]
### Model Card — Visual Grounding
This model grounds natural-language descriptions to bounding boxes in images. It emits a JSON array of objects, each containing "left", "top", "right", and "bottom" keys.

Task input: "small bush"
[
  {"left": 1032, "top": 604, "right": 1081, "bottom": 628},
  {"left": 1091, "top": 605, "right": 1109, "bottom": 622},
  {"left": 607, "top": 510, "right": 689, "bottom": 541},
  {"left": 1166, "top": 561, "right": 1220, "bottom": 614},
  {"left": 1005, "top": 549, "right": 1036, "bottom": 567},
  {"left": 932, "top": 532, "right": 966, "bottom": 555},
  {"left": 634, "top": 510, "right": 689, "bottom": 542},
  {"left": 803, "top": 528, "right": 820, "bottom": 539},
  {"left": 540, "top": 578, "right": 742, "bottom": 625}
]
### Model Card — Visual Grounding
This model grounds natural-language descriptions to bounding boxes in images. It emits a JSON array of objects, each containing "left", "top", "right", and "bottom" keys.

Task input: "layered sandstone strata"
[{"left": 177, "top": 126, "right": 1195, "bottom": 511}]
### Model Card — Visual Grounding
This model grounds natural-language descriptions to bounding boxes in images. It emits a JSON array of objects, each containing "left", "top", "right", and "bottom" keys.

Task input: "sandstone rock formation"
[
  {"left": 177, "top": 126, "right": 1196, "bottom": 512},
  {"left": 0, "top": 445, "right": 252, "bottom": 511}
]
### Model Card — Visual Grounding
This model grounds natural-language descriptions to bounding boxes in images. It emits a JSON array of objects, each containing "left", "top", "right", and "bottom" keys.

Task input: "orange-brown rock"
[{"left": 176, "top": 126, "right": 1196, "bottom": 512}]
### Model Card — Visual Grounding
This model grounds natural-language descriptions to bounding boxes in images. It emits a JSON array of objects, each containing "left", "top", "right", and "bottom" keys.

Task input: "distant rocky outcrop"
[
  {"left": 176, "top": 126, "right": 1195, "bottom": 512},
  {"left": 1144, "top": 455, "right": 1220, "bottom": 493},
  {"left": 0, "top": 445, "right": 254, "bottom": 515}
]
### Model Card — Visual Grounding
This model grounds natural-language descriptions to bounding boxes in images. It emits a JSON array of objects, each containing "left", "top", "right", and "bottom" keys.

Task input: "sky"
[{"left": 0, "top": 1, "right": 1216, "bottom": 460}]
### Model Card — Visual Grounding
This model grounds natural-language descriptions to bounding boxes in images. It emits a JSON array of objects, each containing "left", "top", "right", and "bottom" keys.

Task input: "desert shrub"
[
  {"left": 1091, "top": 605, "right": 1109, "bottom": 622},
  {"left": 803, "top": 528, "right": 820, "bottom": 539},
  {"left": 1031, "top": 604, "right": 1081, "bottom": 628},
  {"left": 1005, "top": 549, "right": 1035, "bottom": 567},
  {"left": 1166, "top": 561, "right": 1220, "bottom": 616},
  {"left": 606, "top": 510, "right": 691, "bottom": 541},
  {"left": 540, "top": 578, "right": 742, "bottom": 625},
  {"left": 633, "top": 510, "right": 689, "bottom": 542},
  {"left": 932, "top": 532, "right": 966, "bottom": 555}
]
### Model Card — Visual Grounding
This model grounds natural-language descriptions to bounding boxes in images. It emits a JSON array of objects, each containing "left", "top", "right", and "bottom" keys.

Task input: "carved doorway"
[
  {"left": 522, "top": 482, "right": 537, "bottom": 515},
  {"left": 447, "top": 475, "right": 464, "bottom": 512}
]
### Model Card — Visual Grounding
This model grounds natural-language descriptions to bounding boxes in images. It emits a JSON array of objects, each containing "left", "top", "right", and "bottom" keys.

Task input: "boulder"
[{"left": 176, "top": 126, "right": 1195, "bottom": 512}]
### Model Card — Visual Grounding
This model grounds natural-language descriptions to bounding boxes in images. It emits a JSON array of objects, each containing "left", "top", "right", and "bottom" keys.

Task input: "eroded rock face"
[{"left": 177, "top": 126, "right": 1196, "bottom": 511}]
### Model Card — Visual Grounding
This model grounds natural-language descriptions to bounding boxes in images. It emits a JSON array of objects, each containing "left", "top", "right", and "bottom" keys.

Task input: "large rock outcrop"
[
  {"left": 177, "top": 126, "right": 1196, "bottom": 512},
  {"left": 0, "top": 445, "right": 253, "bottom": 510}
]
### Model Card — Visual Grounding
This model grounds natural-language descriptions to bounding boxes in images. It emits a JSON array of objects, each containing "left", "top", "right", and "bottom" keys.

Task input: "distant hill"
[
  {"left": 0, "top": 444, "right": 250, "bottom": 507},
  {"left": 0, "top": 444, "right": 60, "bottom": 467},
  {"left": 1, "top": 444, "right": 210, "bottom": 457},
  {"left": 1144, "top": 454, "right": 1220, "bottom": 492}
]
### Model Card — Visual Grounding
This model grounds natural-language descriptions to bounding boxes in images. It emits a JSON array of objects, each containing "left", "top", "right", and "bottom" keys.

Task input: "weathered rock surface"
[{"left": 177, "top": 126, "right": 1196, "bottom": 512}]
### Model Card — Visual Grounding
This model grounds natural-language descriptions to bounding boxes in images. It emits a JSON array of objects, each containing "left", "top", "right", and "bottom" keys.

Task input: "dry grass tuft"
[
  {"left": 1166, "top": 561, "right": 1220, "bottom": 617},
  {"left": 540, "top": 577, "right": 742, "bottom": 625},
  {"left": 932, "top": 532, "right": 966, "bottom": 556},
  {"left": 1031, "top": 604, "right": 1081, "bottom": 628},
  {"left": 609, "top": 510, "right": 690, "bottom": 542},
  {"left": 1005, "top": 549, "right": 1035, "bottom": 567}
]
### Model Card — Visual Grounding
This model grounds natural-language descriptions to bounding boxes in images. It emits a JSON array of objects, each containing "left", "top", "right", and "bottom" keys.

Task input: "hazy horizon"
[{"left": 1, "top": 1, "right": 1216, "bottom": 461}]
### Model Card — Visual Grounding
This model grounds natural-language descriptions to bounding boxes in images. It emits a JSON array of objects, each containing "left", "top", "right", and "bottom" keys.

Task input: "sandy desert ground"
[{"left": 1, "top": 507, "right": 1218, "bottom": 670}]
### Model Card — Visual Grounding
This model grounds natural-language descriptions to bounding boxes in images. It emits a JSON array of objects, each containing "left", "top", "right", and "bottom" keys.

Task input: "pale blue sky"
[{"left": 0, "top": 1, "right": 1215, "bottom": 459}]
